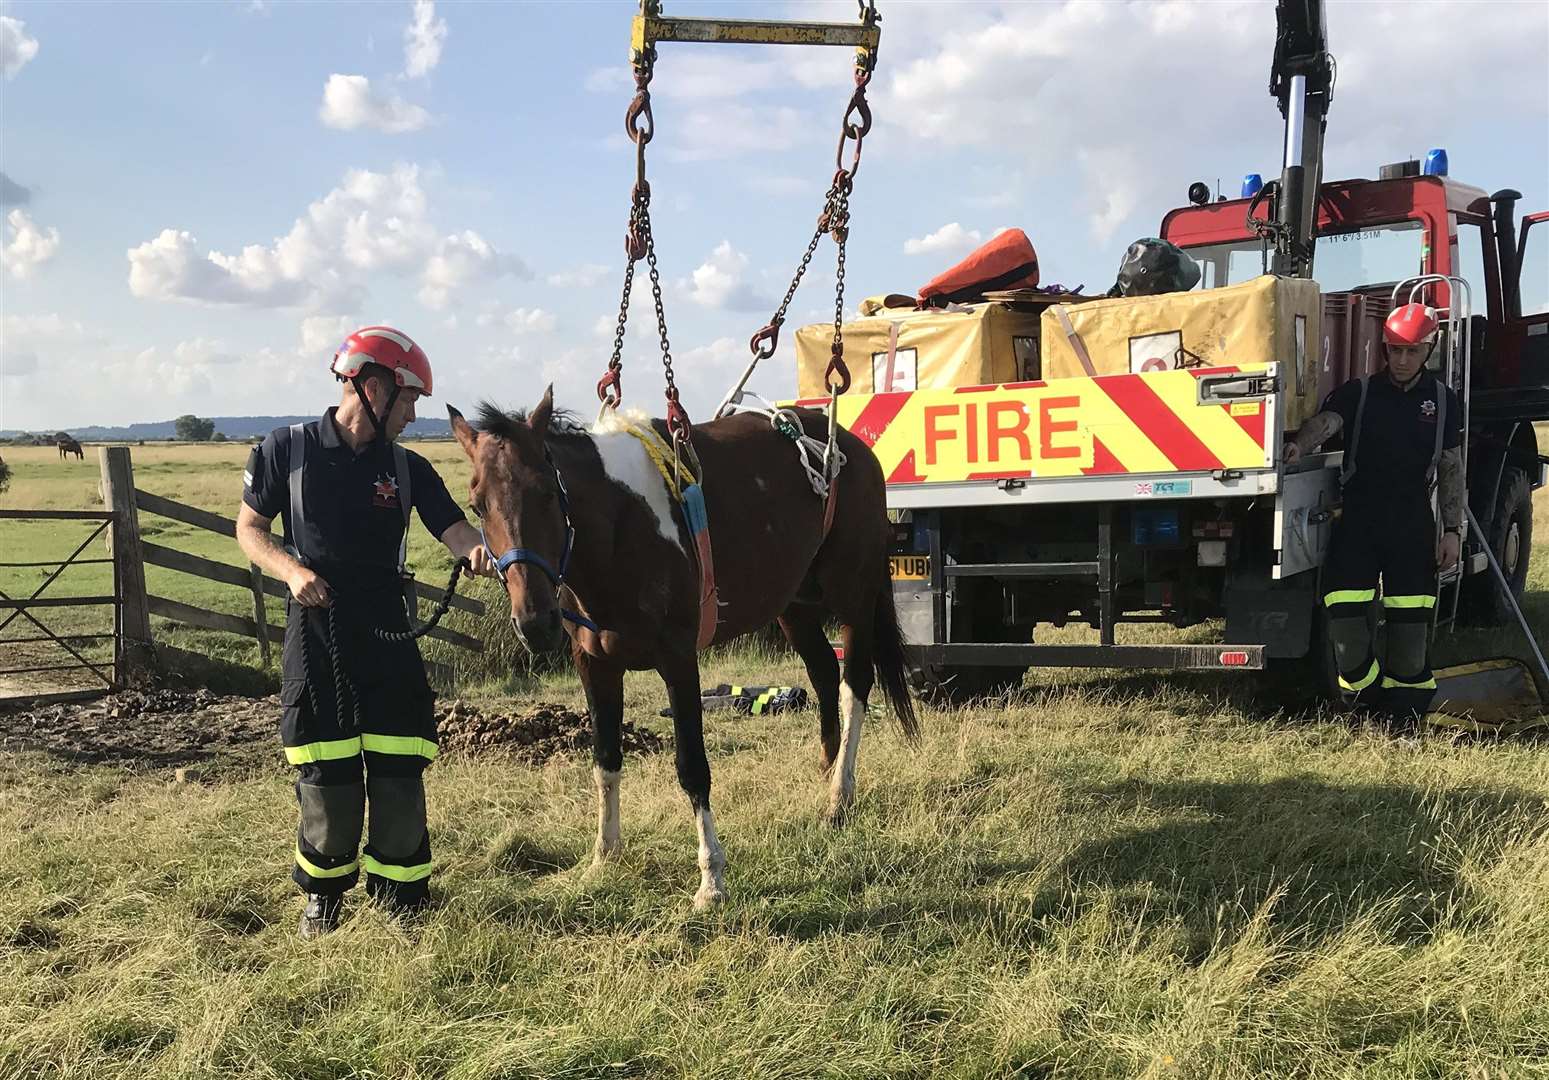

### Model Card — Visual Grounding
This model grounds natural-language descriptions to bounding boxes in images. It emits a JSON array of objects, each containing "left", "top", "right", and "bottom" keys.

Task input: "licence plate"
[{"left": 890, "top": 554, "right": 929, "bottom": 580}]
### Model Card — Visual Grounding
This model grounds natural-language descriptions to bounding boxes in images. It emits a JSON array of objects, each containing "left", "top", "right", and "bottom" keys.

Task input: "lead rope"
[{"left": 300, "top": 559, "right": 470, "bottom": 735}]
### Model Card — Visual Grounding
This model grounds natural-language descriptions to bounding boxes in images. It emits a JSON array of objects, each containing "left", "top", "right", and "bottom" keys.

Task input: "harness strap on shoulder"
[
  {"left": 1340, "top": 375, "right": 1369, "bottom": 489},
  {"left": 287, "top": 423, "right": 307, "bottom": 561},
  {"left": 1426, "top": 380, "right": 1447, "bottom": 488},
  {"left": 392, "top": 442, "right": 412, "bottom": 573}
]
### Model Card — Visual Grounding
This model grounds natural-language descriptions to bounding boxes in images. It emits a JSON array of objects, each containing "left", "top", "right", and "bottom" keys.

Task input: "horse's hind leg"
[
  {"left": 658, "top": 648, "right": 725, "bottom": 909},
  {"left": 576, "top": 648, "right": 625, "bottom": 865},
  {"left": 778, "top": 604, "right": 842, "bottom": 776},
  {"left": 827, "top": 620, "right": 875, "bottom": 825}
]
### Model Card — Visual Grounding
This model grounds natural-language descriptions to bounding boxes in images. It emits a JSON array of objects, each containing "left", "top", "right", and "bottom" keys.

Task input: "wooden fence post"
[
  {"left": 249, "top": 564, "right": 271, "bottom": 666},
  {"left": 99, "top": 446, "right": 158, "bottom": 681}
]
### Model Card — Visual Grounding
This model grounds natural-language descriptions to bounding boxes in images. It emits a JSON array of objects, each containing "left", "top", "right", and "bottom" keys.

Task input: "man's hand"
[
  {"left": 1439, "top": 531, "right": 1461, "bottom": 572},
  {"left": 1284, "top": 441, "right": 1303, "bottom": 465},
  {"left": 467, "top": 543, "right": 496, "bottom": 578},
  {"left": 440, "top": 520, "right": 497, "bottom": 577},
  {"left": 287, "top": 566, "right": 333, "bottom": 607}
]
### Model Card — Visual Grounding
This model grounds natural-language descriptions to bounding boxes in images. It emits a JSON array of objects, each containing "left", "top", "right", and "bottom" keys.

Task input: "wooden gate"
[{"left": 0, "top": 508, "right": 122, "bottom": 705}]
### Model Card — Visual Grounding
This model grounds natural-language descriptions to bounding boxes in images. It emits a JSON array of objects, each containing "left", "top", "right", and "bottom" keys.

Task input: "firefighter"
[
  {"left": 1286, "top": 302, "right": 1464, "bottom": 724},
  {"left": 236, "top": 327, "right": 492, "bottom": 937}
]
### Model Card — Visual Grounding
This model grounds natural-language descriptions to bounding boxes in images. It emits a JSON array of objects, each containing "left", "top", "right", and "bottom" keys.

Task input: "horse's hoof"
[
  {"left": 825, "top": 795, "right": 853, "bottom": 828},
  {"left": 692, "top": 884, "right": 726, "bottom": 911}
]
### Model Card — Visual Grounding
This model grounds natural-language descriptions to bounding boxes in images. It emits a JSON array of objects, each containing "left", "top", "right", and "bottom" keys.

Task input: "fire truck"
[{"left": 794, "top": 0, "right": 1546, "bottom": 700}]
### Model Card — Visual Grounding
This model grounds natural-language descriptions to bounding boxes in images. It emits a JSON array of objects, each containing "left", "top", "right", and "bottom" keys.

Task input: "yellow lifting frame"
[{"left": 630, "top": 0, "right": 880, "bottom": 69}]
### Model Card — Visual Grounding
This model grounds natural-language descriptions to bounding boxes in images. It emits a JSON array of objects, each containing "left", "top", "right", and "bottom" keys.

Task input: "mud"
[{"left": 0, "top": 689, "right": 665, "bottom": 772}]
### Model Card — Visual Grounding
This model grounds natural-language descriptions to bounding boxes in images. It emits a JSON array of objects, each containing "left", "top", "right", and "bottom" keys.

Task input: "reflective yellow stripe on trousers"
[
  {"left": 1339, "top": 658, "right": 1381, "bottom": 692},
  {"left": 295, "top": 845, "right": 358, "bottom": 879},
  {"left": 284, "top": 737, "right": 362, "bottom": 765},
  {"left": 361, "top": 854, "right": 434, "bottom": 882},
  {"left": 1324, "top": 588, "right": 1377, "bottom": 608},
  {"left": 360, "top": 734, "right": 439, "bottom": 761},
  {"left": 1381, "top": 594, "right": 1436, "bottom": 609}
]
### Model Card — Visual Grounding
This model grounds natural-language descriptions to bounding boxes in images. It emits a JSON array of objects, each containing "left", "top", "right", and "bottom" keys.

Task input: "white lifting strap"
[
  {"left": 287, "top": 423, "right": 306, "bottom": 561},
  {"left": 392, "top": 442, "right": 412, "bottom": 574}
]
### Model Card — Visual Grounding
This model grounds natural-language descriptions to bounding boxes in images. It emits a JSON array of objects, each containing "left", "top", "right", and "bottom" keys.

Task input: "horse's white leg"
[
  {"left": 827, "top": 678, "right": 865, "bottom": 823},
  {"left": 660, "top": 653, "right": 725, "bottom": 908},
  {"left": 692, "top": 804, "right": 726, "bottom": 911},
  {"left": 593, "top": 765, "right": 621, "bottom": 864}
]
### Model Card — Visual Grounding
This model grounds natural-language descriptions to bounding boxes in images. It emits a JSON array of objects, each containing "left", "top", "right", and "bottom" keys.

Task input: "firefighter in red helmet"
[
  {"left": 1286, "top": 302, "right": 1464, "bottom": 725},
  {"left": 235, "top": 327, "right": 493, "bottom": 936}
]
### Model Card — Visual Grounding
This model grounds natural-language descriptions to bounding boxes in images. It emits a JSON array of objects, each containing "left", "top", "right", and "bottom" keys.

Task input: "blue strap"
[{"left": 479, "top": 525, "right": 598, "bottom": 632}]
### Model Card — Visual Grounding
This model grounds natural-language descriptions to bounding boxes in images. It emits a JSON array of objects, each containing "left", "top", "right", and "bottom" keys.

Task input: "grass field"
[{"left": 2, "top": 436, "right": 1547, "bottom": 1077}]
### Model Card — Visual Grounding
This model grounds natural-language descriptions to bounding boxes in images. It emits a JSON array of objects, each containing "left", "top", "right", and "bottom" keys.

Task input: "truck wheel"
[{"left": 1464, "top": 468, "right": 1533, "bottom": 626}]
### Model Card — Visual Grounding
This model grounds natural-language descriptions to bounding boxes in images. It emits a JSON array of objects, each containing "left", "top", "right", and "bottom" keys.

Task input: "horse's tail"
[{"left": 872, "top": 568, "right": 920, "bottom": 741}]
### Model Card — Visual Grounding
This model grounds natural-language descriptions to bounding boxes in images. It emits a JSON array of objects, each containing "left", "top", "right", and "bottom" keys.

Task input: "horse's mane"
[{"left": 474, "top": 401, "right": 591, "bottom": 441}]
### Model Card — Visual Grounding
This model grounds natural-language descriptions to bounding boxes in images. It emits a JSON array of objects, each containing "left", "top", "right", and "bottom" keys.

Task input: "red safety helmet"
[
  {"left": 331, "top": 326, "right": 433, "bottom": 395},
  {"left": 1383, "top": 303, "right": 1440, "bottom": 347}
]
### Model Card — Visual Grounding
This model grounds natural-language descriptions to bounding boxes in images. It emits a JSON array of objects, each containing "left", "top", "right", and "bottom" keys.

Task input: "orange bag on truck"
[{"left": 917, "top": 228, "right": 1039, "bottom": 307}]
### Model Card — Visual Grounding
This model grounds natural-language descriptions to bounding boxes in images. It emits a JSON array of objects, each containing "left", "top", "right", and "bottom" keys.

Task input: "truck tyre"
[{"left": 1464, "top": 467, "right": 1533, "bottom": 626}]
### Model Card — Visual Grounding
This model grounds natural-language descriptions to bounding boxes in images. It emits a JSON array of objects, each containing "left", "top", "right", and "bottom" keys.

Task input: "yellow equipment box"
[
  {"left": 795, "top": 301, "right": 1041, "bottom": 398},
  {"left": 1039, "top": 274, "right": 1322, "bottom": 424}
]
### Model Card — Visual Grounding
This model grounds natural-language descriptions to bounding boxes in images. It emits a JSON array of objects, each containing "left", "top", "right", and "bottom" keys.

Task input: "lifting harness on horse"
[{"left": 593, "top": 0, "right": 882, "bottom": 648}]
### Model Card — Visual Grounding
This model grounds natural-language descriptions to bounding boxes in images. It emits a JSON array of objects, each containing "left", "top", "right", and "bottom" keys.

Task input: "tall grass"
[{"left": 4, "top": 680, "right": 1549, "bottom": 1077}]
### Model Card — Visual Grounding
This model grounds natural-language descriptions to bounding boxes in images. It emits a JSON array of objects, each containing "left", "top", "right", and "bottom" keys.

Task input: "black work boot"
[{"left": 298, "top": 893, "right": 343, "bottom": 939}]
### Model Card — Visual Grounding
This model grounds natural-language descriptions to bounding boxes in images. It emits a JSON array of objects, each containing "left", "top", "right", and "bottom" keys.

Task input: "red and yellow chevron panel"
[{"left": 797, "top": 367, "right": 1270, "bottom": 485}]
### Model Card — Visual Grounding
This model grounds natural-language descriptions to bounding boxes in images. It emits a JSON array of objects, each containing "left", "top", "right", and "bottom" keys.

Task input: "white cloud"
[
  {"left": 300, "top": 315, "right": 357, "bottom": 356},
  {"left": 418, "top": 230, "right": 529, "bottom": 310},
  {"left": 2, "top": 210, "right": 60, "bottom": 279},
  {"left": 546, "top": 263, "right": 610, "bottom": 288},
  {"left": 403, "top": 0, "right": 447, "bottom": 79},
  {"left": 903, "top": 222, "right": 982, "bottom": 257},
  {"left": 583, "top": 67, "right": 630, "bottom": 94},
  {"left": 880, "top": 0, "right": 1547, "bottom": 245},
  {"left": 684, "top": 241, "right": 770, "bottom": 311},
  {"left": 319, "top": 73, "right": 430, "bottom": 134},
  {"left": 0, "top": 16, "right": 39, "bottom": 79},
  {"left": 171, "top": 337, "right": 241, "bottom": 366},
  {"left": 2, "top": 349, "right": 38, "bottom": 379},
  {"left": 503, "top": 307, "right": 557, "bottom": 334},
  {"left": 127, "top": 164, "right": 523, "bottom": 312}
]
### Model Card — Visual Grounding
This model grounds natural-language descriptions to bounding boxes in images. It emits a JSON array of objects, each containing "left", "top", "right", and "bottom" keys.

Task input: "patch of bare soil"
[
  {"left": 0, "top": 690, "right": 666, "bottom": 772},
  {"left": 434, "top": 699, "right": 666, "bottom": 763},
  {"left": 0, "top": 688, "right": 277, "bottom": 770}
]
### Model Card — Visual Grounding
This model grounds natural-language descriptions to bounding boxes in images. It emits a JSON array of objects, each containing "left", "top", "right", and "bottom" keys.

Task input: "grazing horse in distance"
[
  {"left": 56, "top": 436, "right": 83, "bottom": 461},
  {"left": 449, "top": 387, "right": 917, "bottom": 909}
]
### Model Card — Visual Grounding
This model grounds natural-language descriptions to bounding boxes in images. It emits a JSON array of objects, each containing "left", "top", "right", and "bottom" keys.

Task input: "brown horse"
[
  {"left": 449, "top": 388, "right": 916, "bottom": 908},
  {"left": 56, "top": 437, "right": 83, "bottom": 461}
]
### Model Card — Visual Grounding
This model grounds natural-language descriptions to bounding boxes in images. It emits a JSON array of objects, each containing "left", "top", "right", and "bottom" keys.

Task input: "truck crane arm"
[{"left": 1268, "top": 0, "right": 1335, "bottom": 279}]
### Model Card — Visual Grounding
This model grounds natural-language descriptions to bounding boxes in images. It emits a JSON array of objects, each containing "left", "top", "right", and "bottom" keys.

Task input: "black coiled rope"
[{"left": 301, "top": 558, "right": 470, "bottom": 734}]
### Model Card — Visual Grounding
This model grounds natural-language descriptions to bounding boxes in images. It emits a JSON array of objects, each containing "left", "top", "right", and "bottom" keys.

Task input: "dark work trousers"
[
  {"left": 1321, "top": 497, "right": 1439, "bottom": 719},
  {"left": 279, "top": 572, "right": 438, "bottom": 905}
]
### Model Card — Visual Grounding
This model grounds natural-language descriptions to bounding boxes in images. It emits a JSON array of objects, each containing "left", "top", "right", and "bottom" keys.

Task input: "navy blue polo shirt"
[
  {"left": 243, "top": 408, "right": 465, "bottom": 583},
  {"left": 1323, "top": 370, "right": 1461, "bottom": 506}
]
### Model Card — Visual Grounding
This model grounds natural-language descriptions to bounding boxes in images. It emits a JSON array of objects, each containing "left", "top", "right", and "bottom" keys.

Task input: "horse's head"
[{"left": 449, "top": 386, "right": 571, "bottom": 655}]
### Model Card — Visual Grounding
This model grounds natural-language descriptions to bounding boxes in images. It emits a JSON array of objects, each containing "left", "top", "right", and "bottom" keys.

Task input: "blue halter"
[{"left": 480, "top": 448, "right": 600, "bottom": 634}]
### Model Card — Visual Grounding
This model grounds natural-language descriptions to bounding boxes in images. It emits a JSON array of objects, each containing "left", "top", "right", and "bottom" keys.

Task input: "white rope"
[{"left": 722, "top": 391, "right": 845, "bottom": 498}]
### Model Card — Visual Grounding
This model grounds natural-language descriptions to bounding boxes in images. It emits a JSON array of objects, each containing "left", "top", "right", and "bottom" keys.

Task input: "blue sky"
[{"left": 2, "top": 0, "right": 1545, "bottom": 430}]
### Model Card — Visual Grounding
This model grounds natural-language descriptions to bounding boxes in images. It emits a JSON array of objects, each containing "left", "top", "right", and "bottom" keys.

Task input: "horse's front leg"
[
  {"left": 658, "top": 648, "right": 724, "bottom": 909},
  {"left": 576, "top": 647, "right": 625, "bottom": 865}
]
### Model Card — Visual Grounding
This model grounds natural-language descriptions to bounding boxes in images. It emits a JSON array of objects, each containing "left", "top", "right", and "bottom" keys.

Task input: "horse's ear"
[
  {"left": 528, "top": 384, "right": 554, "bottom": 438},
  {"left": 447, "top": 405, "right": 478, "bottom": 458}
]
